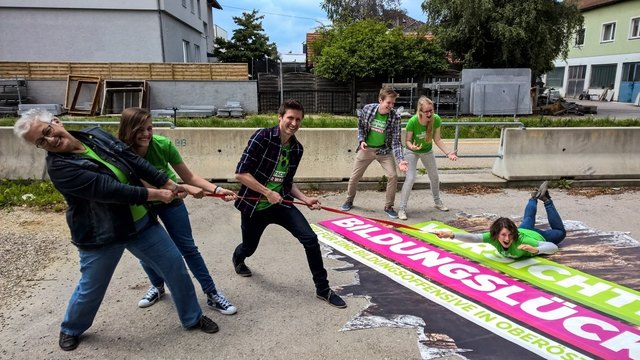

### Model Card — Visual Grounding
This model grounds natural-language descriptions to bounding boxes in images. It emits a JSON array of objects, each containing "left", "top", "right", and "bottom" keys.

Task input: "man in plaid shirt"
[
  {"left": 341, "top": 85, "right": 408, "bottom": 218},
  {"left": 232, "top": 99, "right": 347, "bottom": 309}
]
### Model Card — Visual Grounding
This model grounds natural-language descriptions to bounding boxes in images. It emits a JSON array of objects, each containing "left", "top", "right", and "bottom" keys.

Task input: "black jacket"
[{"left": 46, "top": 127, "right": 169, "bottom": 249}]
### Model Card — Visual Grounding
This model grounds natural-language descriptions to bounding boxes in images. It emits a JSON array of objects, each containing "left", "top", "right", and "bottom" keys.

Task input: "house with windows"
[
  {"left": 546, "top": 0, "right": 640, "bottom": 102},
  {"left": 0, "top": 0, "right": 223, "bottom": 63}
]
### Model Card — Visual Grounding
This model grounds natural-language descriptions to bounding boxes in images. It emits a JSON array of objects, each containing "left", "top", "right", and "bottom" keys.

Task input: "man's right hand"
[
  {"left": 359, "top": 141, "right": 368, "bottom": 151},
  {"left": 265, "top": 190, "right": 283, "bottom": 204}
]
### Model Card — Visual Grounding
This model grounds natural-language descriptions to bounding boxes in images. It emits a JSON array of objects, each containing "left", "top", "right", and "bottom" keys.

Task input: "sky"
[{"left": 213, "top": 0, "right": 426, "bottom": 56}]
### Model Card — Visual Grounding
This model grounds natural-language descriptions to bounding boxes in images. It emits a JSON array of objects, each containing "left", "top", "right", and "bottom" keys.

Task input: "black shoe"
[
  {"left": 232, "top": 254, "right": 252, "bottom": 277},
  {"left": 189, "top": 315, "right": 219, "bottom": 334},
  {"left": 59, "top": 332, "right": 79, "bottom": 351},
  {"left": 316, "top": 289, "right": 347, "bottom": 309}
]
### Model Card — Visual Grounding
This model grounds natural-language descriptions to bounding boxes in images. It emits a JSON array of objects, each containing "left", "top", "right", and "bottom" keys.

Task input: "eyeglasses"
[{"left": 35, "top": 119, "right": 54, "bottom": 149}]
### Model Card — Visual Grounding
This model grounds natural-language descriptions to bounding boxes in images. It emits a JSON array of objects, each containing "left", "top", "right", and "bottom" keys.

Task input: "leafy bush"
[{"left": 0, "top": 180, "right": 66, "bottom": 210}]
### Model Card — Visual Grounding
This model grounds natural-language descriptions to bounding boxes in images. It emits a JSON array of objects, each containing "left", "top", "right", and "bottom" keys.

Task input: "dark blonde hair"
[
  {"left": 378, "top": 85, "right": 399, "bottom": 102},
  {"left": 416, "top": 96, "right": 435, "bottom": 142},
  {"left": 117, "top": 107, "right": 152, "bottom": 147}
]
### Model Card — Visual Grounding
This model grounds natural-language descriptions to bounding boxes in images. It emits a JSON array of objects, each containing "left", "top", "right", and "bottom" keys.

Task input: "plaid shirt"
[
  {"left": 357, "top": 103, "right": 404, "bottom": 161},
  {"left": 234, "top": 125, "right": 303, "bottom": 216}
]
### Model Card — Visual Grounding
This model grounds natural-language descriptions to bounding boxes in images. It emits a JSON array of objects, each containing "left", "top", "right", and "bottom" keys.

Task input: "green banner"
[{"left": 401, "top": 221, "right": 640, "bottom": 326}]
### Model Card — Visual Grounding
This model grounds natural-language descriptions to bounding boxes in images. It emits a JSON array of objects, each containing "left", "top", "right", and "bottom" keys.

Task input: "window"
[
  {"left": 183, "top": 40, "right": 191, "bottom": 62},
  {"left": 182, "top": 0, "right": 186, "bottom": 8},
  {"left": 194, "top": 44, "right": 201, "bottom": 62},
  {"left": 631, "top": 17, "right": 640, "bottom": 39},
  {"left": 190, "top": 0, "right": 195, "bottom": 14},
  {"left": 590, "top": 64, "right": 617, "bottom": 89},
  {"left": 545, "top": 67, "right": 565, "bottom": 88},
  {"left": 602, "top": 22, "right": 616, "bottom": 42},
  {"left": 197, "top": 0, "right": 202, "bottom": 19},
  {"left": 575, "top": 28, "right": 585, "bottom": 47}
]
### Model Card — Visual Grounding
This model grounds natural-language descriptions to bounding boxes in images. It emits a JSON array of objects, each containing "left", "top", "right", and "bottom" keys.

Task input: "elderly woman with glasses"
[
  {"left": 397, "top": 96, "right": 458, "bottom": 221},
  {"left": 13, "top": 109, "right": 219, "bottom": 352}
]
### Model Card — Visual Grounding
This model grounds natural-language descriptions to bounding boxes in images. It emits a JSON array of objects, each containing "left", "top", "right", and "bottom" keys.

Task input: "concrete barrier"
[
  {"left": 0, "top": 127, "right": 391, "bottom": 181},
  {"left": 492, "top": 127, "right": 640, "bottom": 180}
]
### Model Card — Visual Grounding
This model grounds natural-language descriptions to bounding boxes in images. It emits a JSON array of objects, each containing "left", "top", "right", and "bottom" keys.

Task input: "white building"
[
  {"left": 0, "top": 0, "right": 224, "bottom": 63},
  {"left": 548, "top": 0, "right": 640, "bottom": 102}
]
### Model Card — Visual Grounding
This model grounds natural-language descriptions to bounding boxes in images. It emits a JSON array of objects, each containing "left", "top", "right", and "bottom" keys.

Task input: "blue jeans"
[
  {"left": 141, "top": 201, "right": 217, "bottom": 295},
  {"left": 519, "top": 198, "right": 566, "bottom": 245},
  {"left": 233, "top": 204, "right": 330, "bottom": 293},
  {"left": 60, "top": 215, "right": 202, "bottom": 336}
]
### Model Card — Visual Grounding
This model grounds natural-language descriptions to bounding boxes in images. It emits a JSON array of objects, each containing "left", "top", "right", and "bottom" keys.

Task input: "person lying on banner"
[{"left": 433, "top": 181, "right": 566, "bottom": 259}]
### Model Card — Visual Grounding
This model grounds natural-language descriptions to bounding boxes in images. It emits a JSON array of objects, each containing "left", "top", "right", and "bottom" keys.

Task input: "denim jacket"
[
  {"left": 357, "top": 103, "right": 404, "bottom": 162},
  {"left": 234, "top": 125, "right": 303, "bottom": 216},
  {"left": 46, "top": 127, "right": 169, "bottom": 249}
]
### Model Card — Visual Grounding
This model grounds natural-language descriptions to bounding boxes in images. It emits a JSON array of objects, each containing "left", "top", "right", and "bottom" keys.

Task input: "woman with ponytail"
[{"left": 397, "top": 96, "right": 458, "bottom": 220}]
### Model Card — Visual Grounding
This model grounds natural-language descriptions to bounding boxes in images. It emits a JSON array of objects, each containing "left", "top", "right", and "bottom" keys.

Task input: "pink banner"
[{"left": 320, "top": 217, "right": 640, "bottom": 360}]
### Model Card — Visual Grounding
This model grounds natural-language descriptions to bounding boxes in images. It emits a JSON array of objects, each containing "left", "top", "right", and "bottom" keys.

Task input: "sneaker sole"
[
  {"left": 235, "top": 269, "right": 252, "bottom": 277},
  {"left": 138, "top": 294, "right": 163, "bottom": 308},
  {"left": 208, "top": 304, "right": 238, "bottom": 315},
  {"left": 315, "top": 294, "right": 347, "bottom": 309}
]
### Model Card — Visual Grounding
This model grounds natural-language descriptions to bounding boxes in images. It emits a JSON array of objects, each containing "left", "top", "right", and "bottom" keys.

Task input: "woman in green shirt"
[
  {"left": 398, "top": 96, "right": 458, "bottom": 220},
  {"left": 434, "top": 182, "right": 566, "bottom": 259},
  {"left": 118, "top": 108, "right": 238, "bottom": 315}
]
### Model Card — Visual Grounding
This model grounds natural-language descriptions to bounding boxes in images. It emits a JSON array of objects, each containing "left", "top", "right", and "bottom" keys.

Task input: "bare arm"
[
  {"left": 172, "top": 162, "right": 236, "bottom": 200},
  {"left": 235, "top": 172, "right": 282, "bottom": 204},
  {"left": 433, "top": 128, "right": 458, "bottom": 161},
  {"left": 291, "top": 183, "right": 321, "bottom": 210}
]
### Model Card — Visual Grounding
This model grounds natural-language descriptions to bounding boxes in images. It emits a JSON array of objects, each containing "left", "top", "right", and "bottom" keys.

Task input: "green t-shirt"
[
  {"left": 405, "top": 114, "right": 442, "bottom": 153},
  {"left": 365, "top": 112, "right": 388, "bottom": 147},
  {"left": 482, "top": 228, "right": 545, "bottom": 258},
  {"left": 144, "top": 135, "right": 182, "bottom": 182},
  {"left": 256, "top": 144, "right": 290, "bottom": 211},
  {"left": 81, "top": 143, "right": 147, "bottom": 221}
]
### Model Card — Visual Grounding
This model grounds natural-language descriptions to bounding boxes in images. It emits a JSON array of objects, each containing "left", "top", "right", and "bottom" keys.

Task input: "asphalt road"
[{"left": 1, "top": 184, "right": 638, "bottom": 359}]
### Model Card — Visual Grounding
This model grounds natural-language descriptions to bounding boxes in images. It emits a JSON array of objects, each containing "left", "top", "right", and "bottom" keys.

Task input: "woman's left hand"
[
  {"left": 447, "top": 150, "right": 458, "bottom": 161},
  {"left": 518, "top": 244, "right": 539, "bottom": 254}
]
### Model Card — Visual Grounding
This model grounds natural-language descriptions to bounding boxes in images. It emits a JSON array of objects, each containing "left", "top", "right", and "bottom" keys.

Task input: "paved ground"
[{"left": 1, "top": 181, "right": 638, "bottom": 359}]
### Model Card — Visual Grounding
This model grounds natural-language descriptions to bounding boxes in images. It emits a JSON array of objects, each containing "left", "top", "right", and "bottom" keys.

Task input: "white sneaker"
[
  {"left": 434, "top": 202, "right": 449, "bottom": 212},
  {"left": 398, "top": 209, "right": 408, "bottom": 220},
  {"left": 138, "top": 285, "right": 165, "bottom": 308}
]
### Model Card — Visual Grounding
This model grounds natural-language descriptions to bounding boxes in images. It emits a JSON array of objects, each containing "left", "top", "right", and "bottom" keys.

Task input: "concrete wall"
[
  {"left": 5, "top": 127, "right": 640, "bottom": 182},
  {"left": 0, "top": 127, "right": 386, "bottom": 181},
  {"left": 148, "top": 81, "right": 258, "bottom": 112},
  {"left": 19, "top": 80, "right": 258, "bottom": 113},
  {"left": 492, "top": 127, "right": 640, "bottom": 180}
]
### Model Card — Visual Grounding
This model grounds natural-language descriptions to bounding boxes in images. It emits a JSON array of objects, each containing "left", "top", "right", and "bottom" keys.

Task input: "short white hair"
[{"left": 13, "top": 109, "right": 54, "bottom": 140}]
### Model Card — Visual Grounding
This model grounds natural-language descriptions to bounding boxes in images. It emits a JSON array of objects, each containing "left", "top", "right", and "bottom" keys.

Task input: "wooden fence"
[{"left": 0, "top": 62, "right": 248, "bottom": 81}]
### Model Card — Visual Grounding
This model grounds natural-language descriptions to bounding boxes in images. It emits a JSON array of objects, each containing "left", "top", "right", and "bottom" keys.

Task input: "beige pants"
[{"left": 345, "top": 148, "right": 398, "bottom": 209}]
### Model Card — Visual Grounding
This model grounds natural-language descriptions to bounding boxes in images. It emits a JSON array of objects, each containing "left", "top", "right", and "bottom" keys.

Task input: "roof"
[
  {"left": 578, "top": 0, "right": 625, "bottom": 11},
  {"left": 208, "top": 0, "right": 222, "bottom": 10}
]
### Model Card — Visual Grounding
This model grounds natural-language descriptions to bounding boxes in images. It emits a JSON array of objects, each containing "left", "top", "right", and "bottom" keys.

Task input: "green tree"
[
  {"left": 321, "top": 0, "right": 403, "bottom": 24},
  {"left": 421, "top": 0, "right": 583, "bottom": 78},
  {"left": 213, "top": 10, "right": 278, "bottom": 63},
  {"left": 312, "top": 20, "right": 448, "bottom": 82}
]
